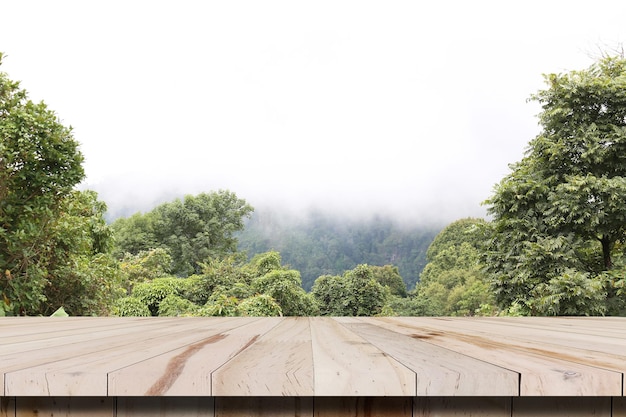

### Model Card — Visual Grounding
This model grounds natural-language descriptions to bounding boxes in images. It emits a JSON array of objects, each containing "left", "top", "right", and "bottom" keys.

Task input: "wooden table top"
[{"left": 1, "top": 316, "right": 624, "bottom": 397}]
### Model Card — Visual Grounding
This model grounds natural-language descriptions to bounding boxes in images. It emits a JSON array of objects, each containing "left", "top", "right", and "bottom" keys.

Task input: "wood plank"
[
  {"left": 450, "top": 317, "right": 626, "bottom": 354},
  {"left": 310, "top": 317, "right": 415, "bottom": 396},
  {"left": 212, "top": 317, "right": 314, "bottom": 396},
  {"left": 0, "top": 318, "right": 182, "bottom": 356},
  {"left": 3, "top": 317, "right": 626, "bottom": 399},
  {"left": 396, "top": 317, "right": 626, "bottom": 395},
  {"left": 337, "top": 319, "right": 518, "bottom": 396},
  {"left": 0, "top": 397, "right": 15, "bottom": 417},
  {"left": 489, "top": 316, "right": 626, "bottom": 335},
  {"left": 511, "top": 397, "right": 611, "bottom": 417},
  {"left": 614, "top": 397, "right": 626, "bottom": 417},
  {"left": 0, "top": 318, "right": 242, "bottom": 395},
  {"left": 116, "top": 397, "right": 214, "bottom": 417},
  {"left": 14, "top": 397, "right": 114, "bottom": 417},
  {"left": 0, "top": 318, "right": 156, "bottom": 345},
  {"left": 215, "top": 397, "right": 313, "bottom": 417},
  {"left": 109, "top": 318, "right": 280, "bottom": 396},
  {"left": 314, "top": 397, "right": 412, "bottom": 417},
  {"left": 372, "top": 317, "right": 623, "bottom": 396},
  {"left": 4, "top": 318, "right": 250, "bottom": 396},
  {"left": 414, "top": 397, "right": 512, "bottom": 417}
]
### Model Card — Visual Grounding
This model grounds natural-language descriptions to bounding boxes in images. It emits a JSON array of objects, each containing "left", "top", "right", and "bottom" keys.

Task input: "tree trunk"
[{"left": 601, "top": 236, "right": 613, "bottom": 270}]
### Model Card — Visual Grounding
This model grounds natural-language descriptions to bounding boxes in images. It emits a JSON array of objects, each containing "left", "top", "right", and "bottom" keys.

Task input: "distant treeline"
[
  {"left": 3, "top": 52, "right": 626, "bottom": 317},
  {"left": 236, "top": 210, "right": 440, "bottom": 291}
]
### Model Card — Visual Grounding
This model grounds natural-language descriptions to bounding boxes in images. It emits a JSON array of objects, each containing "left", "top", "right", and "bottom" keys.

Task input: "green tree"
[
  {"left": 369, "top": 265, "right": 407, "bottom": 297},
  {"left": 42, "top": 190, "right": 122, "bottom": 315},
  {"left": 252, "top": 269, "right": 318, "bottom": 316},
  {"left": 197, "top": 253, "right": 254, "bottom": 295},
  {"left": 311, "top": 264, "right": 388, "bottom": 316},
  {"left": 111, "top": 212, "right": 158, "bottom": 258},
  {"left": 414, "top": 218, "right": 495, "bottom": 316},
  {"left": 119, "top": 248, "right": 172, "bottom": 294},
  {"left": 158, "top": 293, "right": 198, "bottom": 317},
  {"left": 200, "top": 291, "right": 240, "bottom": 317},
  {"left": 237, "top": 210, "right": 437, "bottom": 291},
  {"left": 112, "top": 297, "right": 151, "bottom": 317},
  {"left": 310, "top": 274, "right": 351, "bottom": 316},
  {"left": 237, "top": 294, "right": 282, "bottom": 317},
  {"left": 111, "top": 191, "right": 253, "bottom": 276},
  {"left": 0, "top": 54, "right": 118, "bottom": 315},
  {"left": 485, "top": 55, "right": 626, "bottom": 315},
  {"left": 116, "top": 250, "right": 315, "bottom": 317},
  {"left": 131, "top": 277, "right": 185, "bottom": 316}
]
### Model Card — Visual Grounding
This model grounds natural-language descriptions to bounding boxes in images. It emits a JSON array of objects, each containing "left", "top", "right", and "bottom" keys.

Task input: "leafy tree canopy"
[
  {"left": 114, "top": 251, "right": 318, "bottom": 317},
  {"left": 311, "top": 264, "right": 389, "bottom": 316},
  {"left": 237, "top": 210, "right": 437, "bottom": 291},
  {"left": 485, "top": 55, "right": 626, "bottom": 315},
  {"left": 1, "top": 53, "right": 119, "bottom": 315},
  {"left": 411, "top": 218, "right": 495, "bottom": 316},
  {"left": 112, "top": 190, "right": 254, "bottom": 276}
]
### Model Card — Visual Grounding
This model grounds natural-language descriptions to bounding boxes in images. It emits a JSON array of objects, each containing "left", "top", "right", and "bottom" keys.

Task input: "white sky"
[{"left": 1, "top": 1, "right": 625, "bottom": 222}]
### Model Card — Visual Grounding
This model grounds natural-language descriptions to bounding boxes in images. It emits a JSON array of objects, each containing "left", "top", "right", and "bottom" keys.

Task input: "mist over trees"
[
  {"left": 111, "top": 191, "right": 254, "bottom": 276},
  {"left": 109, "top": 202, "right": 439, "bottom": 317},
  {"left": 236, "top": 210, "right": 439, "bottom": 291},
  {"left": 2, "top": 52, "right": 626, "bottom": 317}
]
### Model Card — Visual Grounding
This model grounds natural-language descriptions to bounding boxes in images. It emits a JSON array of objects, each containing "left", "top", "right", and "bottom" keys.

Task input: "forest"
[
  {"left": 1, "top": 52, "right": 626, "bottom": 317},
  {"left": 236, "top": 210, "right": 439, "bottom": 291}
]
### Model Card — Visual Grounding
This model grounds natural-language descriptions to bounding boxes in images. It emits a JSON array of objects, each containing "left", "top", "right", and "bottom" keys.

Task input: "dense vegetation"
[
  {"left": 0, "top": 52, "right": 118, "bottom": 316},
  {"left": 2, "top": 53, "right": 625, "bottom": 316},
  {"left": 236, "top": 210, "right": 438, "bottom": 291},
  {"left": 485, "top": 55, "right": 626, "bottom": 315}
]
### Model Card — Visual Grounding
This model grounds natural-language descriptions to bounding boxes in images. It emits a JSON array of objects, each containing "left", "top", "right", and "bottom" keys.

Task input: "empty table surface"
[{"left": 1, "top": 316, "right": 625, "bottom": 397}]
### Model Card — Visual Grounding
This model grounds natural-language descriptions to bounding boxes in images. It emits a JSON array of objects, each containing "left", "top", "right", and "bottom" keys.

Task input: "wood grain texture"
[
  {"left": 116, "top": 397, "right": 214, "bottom": 417},
  {"left": 314, "top": 397, "right": 412, "bottom": 417},
  {"left": 212, "top": 317, "right": 314, "bottom": 396},
  {"left": 414, "top": 397, "right": 512, "bottom": 417},
  {"left": 2, "top": 317, "right": 625, "bottom": 398},
  {"left": 4, "top": 318, "right": 248, "bottom": 396},
  {"left": 614, "top": 397, "right": 626, "bottom": 417},
  {"left": 338, "top": 319, "right": 518, "bottom": 396},
  {"left": 109, "top": 318, "right": 279, "bottom": 396},
  {"left": 0, "top": 397, "right": 15, "bottom": 417},
  {"left": 310, "top": 317, "right": 415, "bottom": 396},
  {"left": 215, "top": 397, "right": 313, "bottom": 417},
  {"left": 1, "top": 397, "right": 625, "bottom": 416},
  {"left": 511, "top": 397, "right": 611, "bottom": 417},
  {"left": 372, "top": 317, "right": 623, "bottom": 396},
  {"left": 14, "top": 397, "right": 114, "bottom": 417}
]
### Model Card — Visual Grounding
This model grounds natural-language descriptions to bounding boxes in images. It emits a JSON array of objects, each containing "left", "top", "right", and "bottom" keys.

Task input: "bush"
[
  {"left": 158, "top": 294, "right": 198, "bottom": 316},
  {"left": 132, "top": 278, "right": 184, "bottom": 316},
  {"left": 112, "top": 297, "right": 151, "bottom": 317},
  {"left": 237, "top": 294, "right": 282, "bottom": 317}
]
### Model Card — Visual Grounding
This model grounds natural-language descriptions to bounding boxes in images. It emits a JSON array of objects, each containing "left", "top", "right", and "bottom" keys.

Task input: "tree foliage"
[
  {"left": 119, "top": 248, "right": 172, "bottom": 295},
  {"left": 115, "top": 251, "right": 318, "bottom": 317},
  {"left": 112, "top": 191, "right": 253, "bottom": 276},
  {"left": 1, "top": 54, "right": 119, "bottom": 315},
  {"left": 311, "top": 264, "right": 389, "bottom": 316},
  {"left": 41, "top": 190, "right": 121, "bottom": 315},
  {"left": 412, "top": 218, "right": 496, "bottom": 316},
  {"left": 237, "top": 210, "right": 437, "bottom": 291},
  {"left": 485, "top": 55, "right": 626, "bottom": 315},
  {"left": 369, "top": 265, "right": 407, "bottom": 297}
]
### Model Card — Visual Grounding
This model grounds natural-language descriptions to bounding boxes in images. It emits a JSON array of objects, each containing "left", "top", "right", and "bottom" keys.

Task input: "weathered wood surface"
[
  {"left": 1, "top": 396, "right": 624, "bottom": 417},
  {"left": 1, "top": 317, "right": 625, "bottom": 397}
]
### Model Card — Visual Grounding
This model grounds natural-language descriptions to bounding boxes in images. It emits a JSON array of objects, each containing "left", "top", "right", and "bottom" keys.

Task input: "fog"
[{"left": 2, "top": 1, "right": 624, "bottom": 224}]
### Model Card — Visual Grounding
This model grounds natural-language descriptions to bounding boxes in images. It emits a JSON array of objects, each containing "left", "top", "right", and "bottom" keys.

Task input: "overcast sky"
[{"left": 2, "top": 1, "right": 625, "bottom": 223}]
